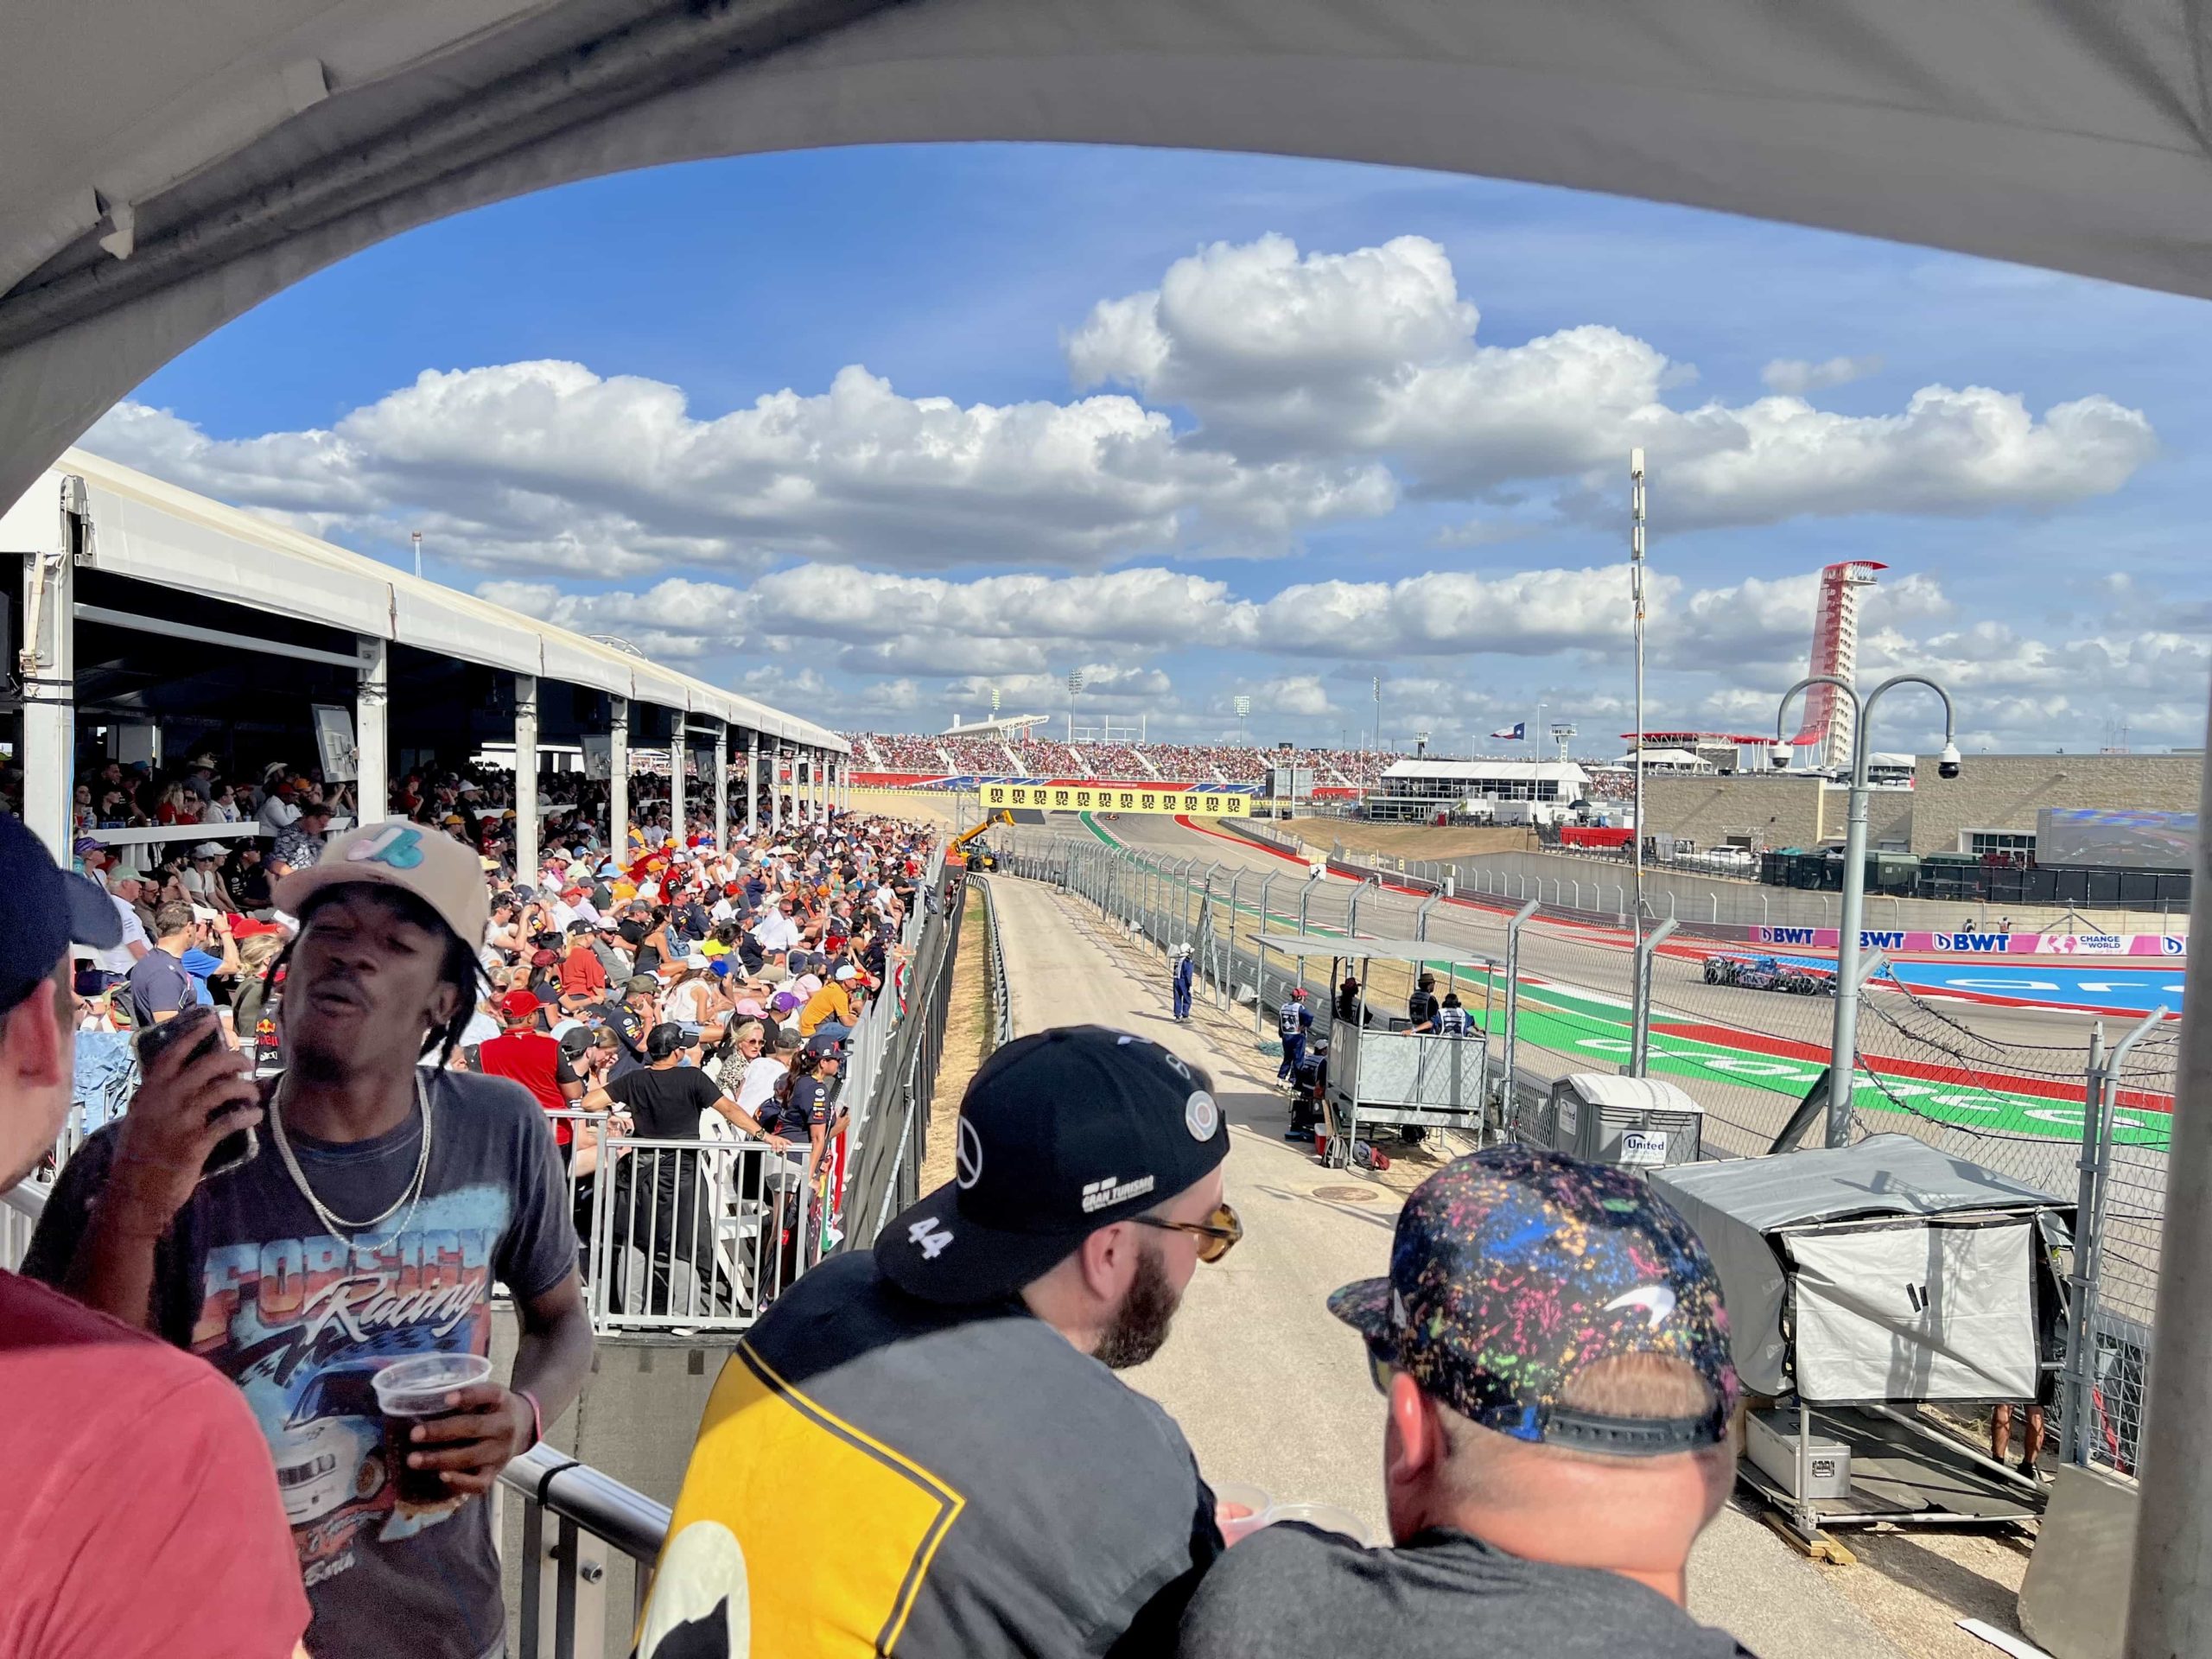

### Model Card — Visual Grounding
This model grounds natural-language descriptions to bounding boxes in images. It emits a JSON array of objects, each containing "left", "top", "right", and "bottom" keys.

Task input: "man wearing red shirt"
[
  {"left": 557, "top": 919, "right": 608, "bottom": 1010},
  {"left": 475, "top": 988, "right": 584, "bottom": 1148},
  {"left": 0, "top": 811, "right": 309, "bottom": 1659}
]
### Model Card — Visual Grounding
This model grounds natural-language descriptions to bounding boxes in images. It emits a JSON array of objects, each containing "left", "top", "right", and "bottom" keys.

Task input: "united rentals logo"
[{"left": 1080, "top": 1173, "right": 1157, "bottom": 1213}]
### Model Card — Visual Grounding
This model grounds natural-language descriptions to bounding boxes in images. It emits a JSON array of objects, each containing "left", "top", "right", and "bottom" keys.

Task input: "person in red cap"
[{"left": 476, "top": 986, "right": 585, "bottom": 1152}]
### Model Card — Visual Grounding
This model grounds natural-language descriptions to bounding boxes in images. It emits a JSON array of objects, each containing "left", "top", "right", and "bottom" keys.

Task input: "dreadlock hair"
[{"left": 260, "top": 885, "right": 489, "bottom": 1073}]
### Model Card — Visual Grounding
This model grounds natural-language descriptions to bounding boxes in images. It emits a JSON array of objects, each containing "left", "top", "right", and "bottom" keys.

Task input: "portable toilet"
[{"left": 1541, "top": 1074, "right": 1705, "bottom": 1169}]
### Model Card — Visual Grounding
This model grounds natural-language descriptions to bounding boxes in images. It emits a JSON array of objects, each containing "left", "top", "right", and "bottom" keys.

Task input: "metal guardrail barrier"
[
  {"left": 976, "top": 873, "right": 1013, "bottom": 1048},
  {"left": 840, "top": 849, "right": 964, "bottom": 1249},
  {"left": 503, "top": 1443, "right": 671, "bottom": 1659}
]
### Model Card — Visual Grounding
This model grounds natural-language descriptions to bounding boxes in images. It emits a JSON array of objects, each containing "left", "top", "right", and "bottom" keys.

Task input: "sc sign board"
[{"left": 982, "top": 783, "right": 1249, "bottom": 817}]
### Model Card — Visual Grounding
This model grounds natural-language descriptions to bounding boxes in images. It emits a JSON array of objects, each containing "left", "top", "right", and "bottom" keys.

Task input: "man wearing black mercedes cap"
[
  {"left": 633, "top": 1024, "right": 1241, "bottom": 1659},
  {"left": 1177, "top": 1146, "right": 1751, "bottom": 1659}
]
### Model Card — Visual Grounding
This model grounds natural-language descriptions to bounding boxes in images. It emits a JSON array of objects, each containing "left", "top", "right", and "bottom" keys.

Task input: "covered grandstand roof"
[{"left": 3, "top": 450, "right": 844, "bottom": 751}]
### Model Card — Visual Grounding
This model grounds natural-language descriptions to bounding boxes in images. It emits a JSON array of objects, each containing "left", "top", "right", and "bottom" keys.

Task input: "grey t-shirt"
[
  {"left": 633, "top": 1249, "right": 1221, "bottom": 1658},
  {"left": 1176, "top": 1523, "right": 1757, "bottom": 1659},
  {"left": 25, "top": 1068, "right": 577, "bottom": 1659}
]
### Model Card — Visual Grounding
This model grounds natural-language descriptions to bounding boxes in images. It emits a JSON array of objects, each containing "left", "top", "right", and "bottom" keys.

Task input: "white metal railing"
[{"left": 562, "top": 1112, "right": 833, "bottom": 1337}]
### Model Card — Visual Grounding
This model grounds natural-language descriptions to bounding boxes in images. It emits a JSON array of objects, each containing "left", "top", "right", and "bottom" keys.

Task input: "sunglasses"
[
  {"left": 1365, "top": 1346, "right": 1398, "bottom": 1397},
  {"left": 1133, "top": 1201, "right": 1243, "bottom": 1263}
]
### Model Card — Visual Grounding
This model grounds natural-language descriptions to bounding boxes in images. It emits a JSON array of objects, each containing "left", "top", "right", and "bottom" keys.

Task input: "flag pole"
[{"left": 1630, "top": 449, "right": 1647, "bottom": 950}]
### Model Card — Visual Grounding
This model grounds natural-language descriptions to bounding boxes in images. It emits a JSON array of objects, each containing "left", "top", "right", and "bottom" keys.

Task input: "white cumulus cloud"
[{"left": 1071, "top": 234, "right": 2155, "bottom": 528}]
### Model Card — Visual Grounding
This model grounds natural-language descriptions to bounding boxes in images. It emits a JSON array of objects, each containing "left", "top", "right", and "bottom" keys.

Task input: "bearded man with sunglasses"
[{"left": 633, "top": 1025, "right": 1239, "bottom": 1659}]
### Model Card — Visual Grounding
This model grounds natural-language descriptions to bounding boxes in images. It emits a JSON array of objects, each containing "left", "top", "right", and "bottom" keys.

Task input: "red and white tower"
[{"left": 1794, "top": 562, "right": 1885, "bottom": 768}]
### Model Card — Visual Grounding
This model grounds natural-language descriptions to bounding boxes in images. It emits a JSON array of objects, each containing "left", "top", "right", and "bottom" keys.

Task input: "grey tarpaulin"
[
  {"left": 3, "top": 0, "right": 2212, "bottom": 507},
  {"left": 1650, "top": 1135, "right": 2067, "bottom": 1401}
]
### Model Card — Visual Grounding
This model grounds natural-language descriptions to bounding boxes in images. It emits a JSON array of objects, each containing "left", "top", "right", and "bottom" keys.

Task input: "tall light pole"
[
  {"left": 1371, "top": 676, "right": 1382, "bottom": 749},
  {"left": 1234, "top": 694, "right": 1249, "bottom": 750},
  {"left": 1067, "top": 670, "right": 1084, "bottom": 745},
  {"left": 410, "top": 530, "right": 423, "bottom": 581},
  {"left": 1774, "top": 672, "right": 1958, "bottom": 1147},
  {"left": 1630, "top": 449, "right": 1647, "bottom": 948}
]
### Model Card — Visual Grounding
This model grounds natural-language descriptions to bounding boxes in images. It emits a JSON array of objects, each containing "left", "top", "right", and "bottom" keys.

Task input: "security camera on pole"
[{"left": 1773, "top": 672, "right": 1959, "bottom": 1147}]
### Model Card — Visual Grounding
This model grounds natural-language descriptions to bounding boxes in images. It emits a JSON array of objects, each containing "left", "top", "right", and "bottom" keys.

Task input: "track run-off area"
[{"left": 1066, "top": 811, "right": 2178, "bottom": 1154}]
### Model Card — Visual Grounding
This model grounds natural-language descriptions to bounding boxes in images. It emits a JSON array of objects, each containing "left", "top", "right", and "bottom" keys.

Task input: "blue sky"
[{"left": 97, "top": 143, "right": 2210, "bottom": 757}]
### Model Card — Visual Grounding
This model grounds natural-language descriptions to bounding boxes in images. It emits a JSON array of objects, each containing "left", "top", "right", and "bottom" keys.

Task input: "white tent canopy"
[{"left": 3, "top": 0, "right": 2211, "bottom": 508}]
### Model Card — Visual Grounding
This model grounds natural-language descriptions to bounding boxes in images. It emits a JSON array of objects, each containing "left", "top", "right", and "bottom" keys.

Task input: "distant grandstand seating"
[{"left": 843, "top": 733, "right": 1402, "bottom": 789}]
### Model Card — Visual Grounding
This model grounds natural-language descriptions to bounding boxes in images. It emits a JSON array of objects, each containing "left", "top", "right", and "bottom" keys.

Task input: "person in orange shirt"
[{"left": 798, "top": 963, "right": 863, "bottom": 1043}]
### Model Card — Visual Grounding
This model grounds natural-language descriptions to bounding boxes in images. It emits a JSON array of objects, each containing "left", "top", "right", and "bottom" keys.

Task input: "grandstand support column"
[
  {"left": 712, "top": 719, "right": 729, "bottom": 851},
  {"left": 512, "top": 671, "right": 538, "bottom": 880},
  {"left": 609, "top": 696, "right": 630, "bottom": 856},
  {"left": 746, "top": 730, "right": 759, "bottom": 834},
  {"left": 771, "top": 747, "right": 784, "bottom": 835},
  {"left": 669, "top": 715, "right": 686, "bottom": 844},
  {"left": 353, "top": 636, "right": 389, "bottom": 836},
  {"left": 19, "top": 531, "right": 74, "bottom": 860}
]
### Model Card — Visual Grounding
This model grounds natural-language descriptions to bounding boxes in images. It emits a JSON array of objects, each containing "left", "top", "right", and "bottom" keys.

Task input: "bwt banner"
[
  {"left": 983, "top": 782, "right": 1249, "bottom": 817},
  {"left": 1754, "top": 925, "right": 2186, "bottom": 958}
]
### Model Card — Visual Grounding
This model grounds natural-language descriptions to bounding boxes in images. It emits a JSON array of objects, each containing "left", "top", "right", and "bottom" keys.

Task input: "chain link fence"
[{"left": 1006, "top": 825, "right": 2180, "bottom": 1486}]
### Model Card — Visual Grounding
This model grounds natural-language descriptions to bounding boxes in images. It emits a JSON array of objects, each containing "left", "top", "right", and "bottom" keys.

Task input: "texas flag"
[{"left": 1491, "top": 721, "right": 1526, "bottom": 740}]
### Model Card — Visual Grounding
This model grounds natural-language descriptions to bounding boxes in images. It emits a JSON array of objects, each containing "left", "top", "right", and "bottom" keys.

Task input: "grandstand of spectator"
[{"left": 842, "top": 732, "right": 1414, "bottom": 787}]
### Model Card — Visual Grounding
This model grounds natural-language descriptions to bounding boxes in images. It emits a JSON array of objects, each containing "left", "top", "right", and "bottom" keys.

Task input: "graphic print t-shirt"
[{"left": 23, "top": 1069, "right": 577, "bottom": 1659}]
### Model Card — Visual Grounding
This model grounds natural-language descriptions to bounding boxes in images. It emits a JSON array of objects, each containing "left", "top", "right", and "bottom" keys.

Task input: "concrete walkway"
[{"left": 988, "top": 871, "right": 1906, "bottom": 1659}]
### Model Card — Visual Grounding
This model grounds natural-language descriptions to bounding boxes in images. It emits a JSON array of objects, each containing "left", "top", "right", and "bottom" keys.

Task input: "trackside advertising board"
[
  {"left": 981, "top": 782, "right": 1250, "bottom": 816},
  {"left": 1751, "top": 926, "right": 2186, "bottom": 958}
]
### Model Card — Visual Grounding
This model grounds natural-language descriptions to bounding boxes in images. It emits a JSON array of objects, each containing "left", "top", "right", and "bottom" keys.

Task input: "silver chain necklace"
[{"left": 270, "top": 1067, "right": 435, "bottom": 1248}]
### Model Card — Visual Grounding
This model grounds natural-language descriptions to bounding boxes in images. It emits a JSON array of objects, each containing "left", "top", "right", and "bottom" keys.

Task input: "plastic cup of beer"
[
  {"left": 373, "top": 1352, "right": 494, "bottom": 1505},
  {"left": 1262, "top": 1501, "right": 1374, "bottom": 1546},
  {"left": 1213, "top": 1481, "right": 1274, "bottom": 1546}
]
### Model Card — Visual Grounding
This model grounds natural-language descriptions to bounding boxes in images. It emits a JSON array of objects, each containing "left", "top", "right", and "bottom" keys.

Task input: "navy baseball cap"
[
  {"left": 1330, "top": 1146, "right": 1738, "bottom": 1457},
  {"left": 1, "top": 811, "right": 123, "bottom": 1013},
  {"left": 878, "top": 1026, "right": 1230, "bottom": 1304}
]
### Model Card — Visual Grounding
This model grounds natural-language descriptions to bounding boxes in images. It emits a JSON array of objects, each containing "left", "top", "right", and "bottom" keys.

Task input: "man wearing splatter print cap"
[{"left": 1178, "top": 1147, "right": 1753, "bottom": 1658}]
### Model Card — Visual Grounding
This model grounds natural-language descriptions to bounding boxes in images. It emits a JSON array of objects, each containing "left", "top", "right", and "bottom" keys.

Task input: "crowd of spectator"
[
  {"left": 10, "top": 770, "right": 1759, "bottom": 1659},
  {"left": 8, "top": 782, "right": 945, "bottom": 1659},
  {"left": 866, "top": 732, "right": 957, "bottom": 771},
  {"left": 842, "top": 733, "right": 1402, "bottom": 788}
]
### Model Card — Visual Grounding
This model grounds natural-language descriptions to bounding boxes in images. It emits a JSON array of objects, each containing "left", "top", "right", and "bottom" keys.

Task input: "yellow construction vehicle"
[{"left": 951, "top": 810, "right": 1014, "bottom": 870}]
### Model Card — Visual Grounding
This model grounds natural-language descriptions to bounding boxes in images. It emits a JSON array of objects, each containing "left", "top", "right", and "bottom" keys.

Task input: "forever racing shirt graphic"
[{"left": 191, "top": 1184, "right": 513, "bottom": 1585}]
